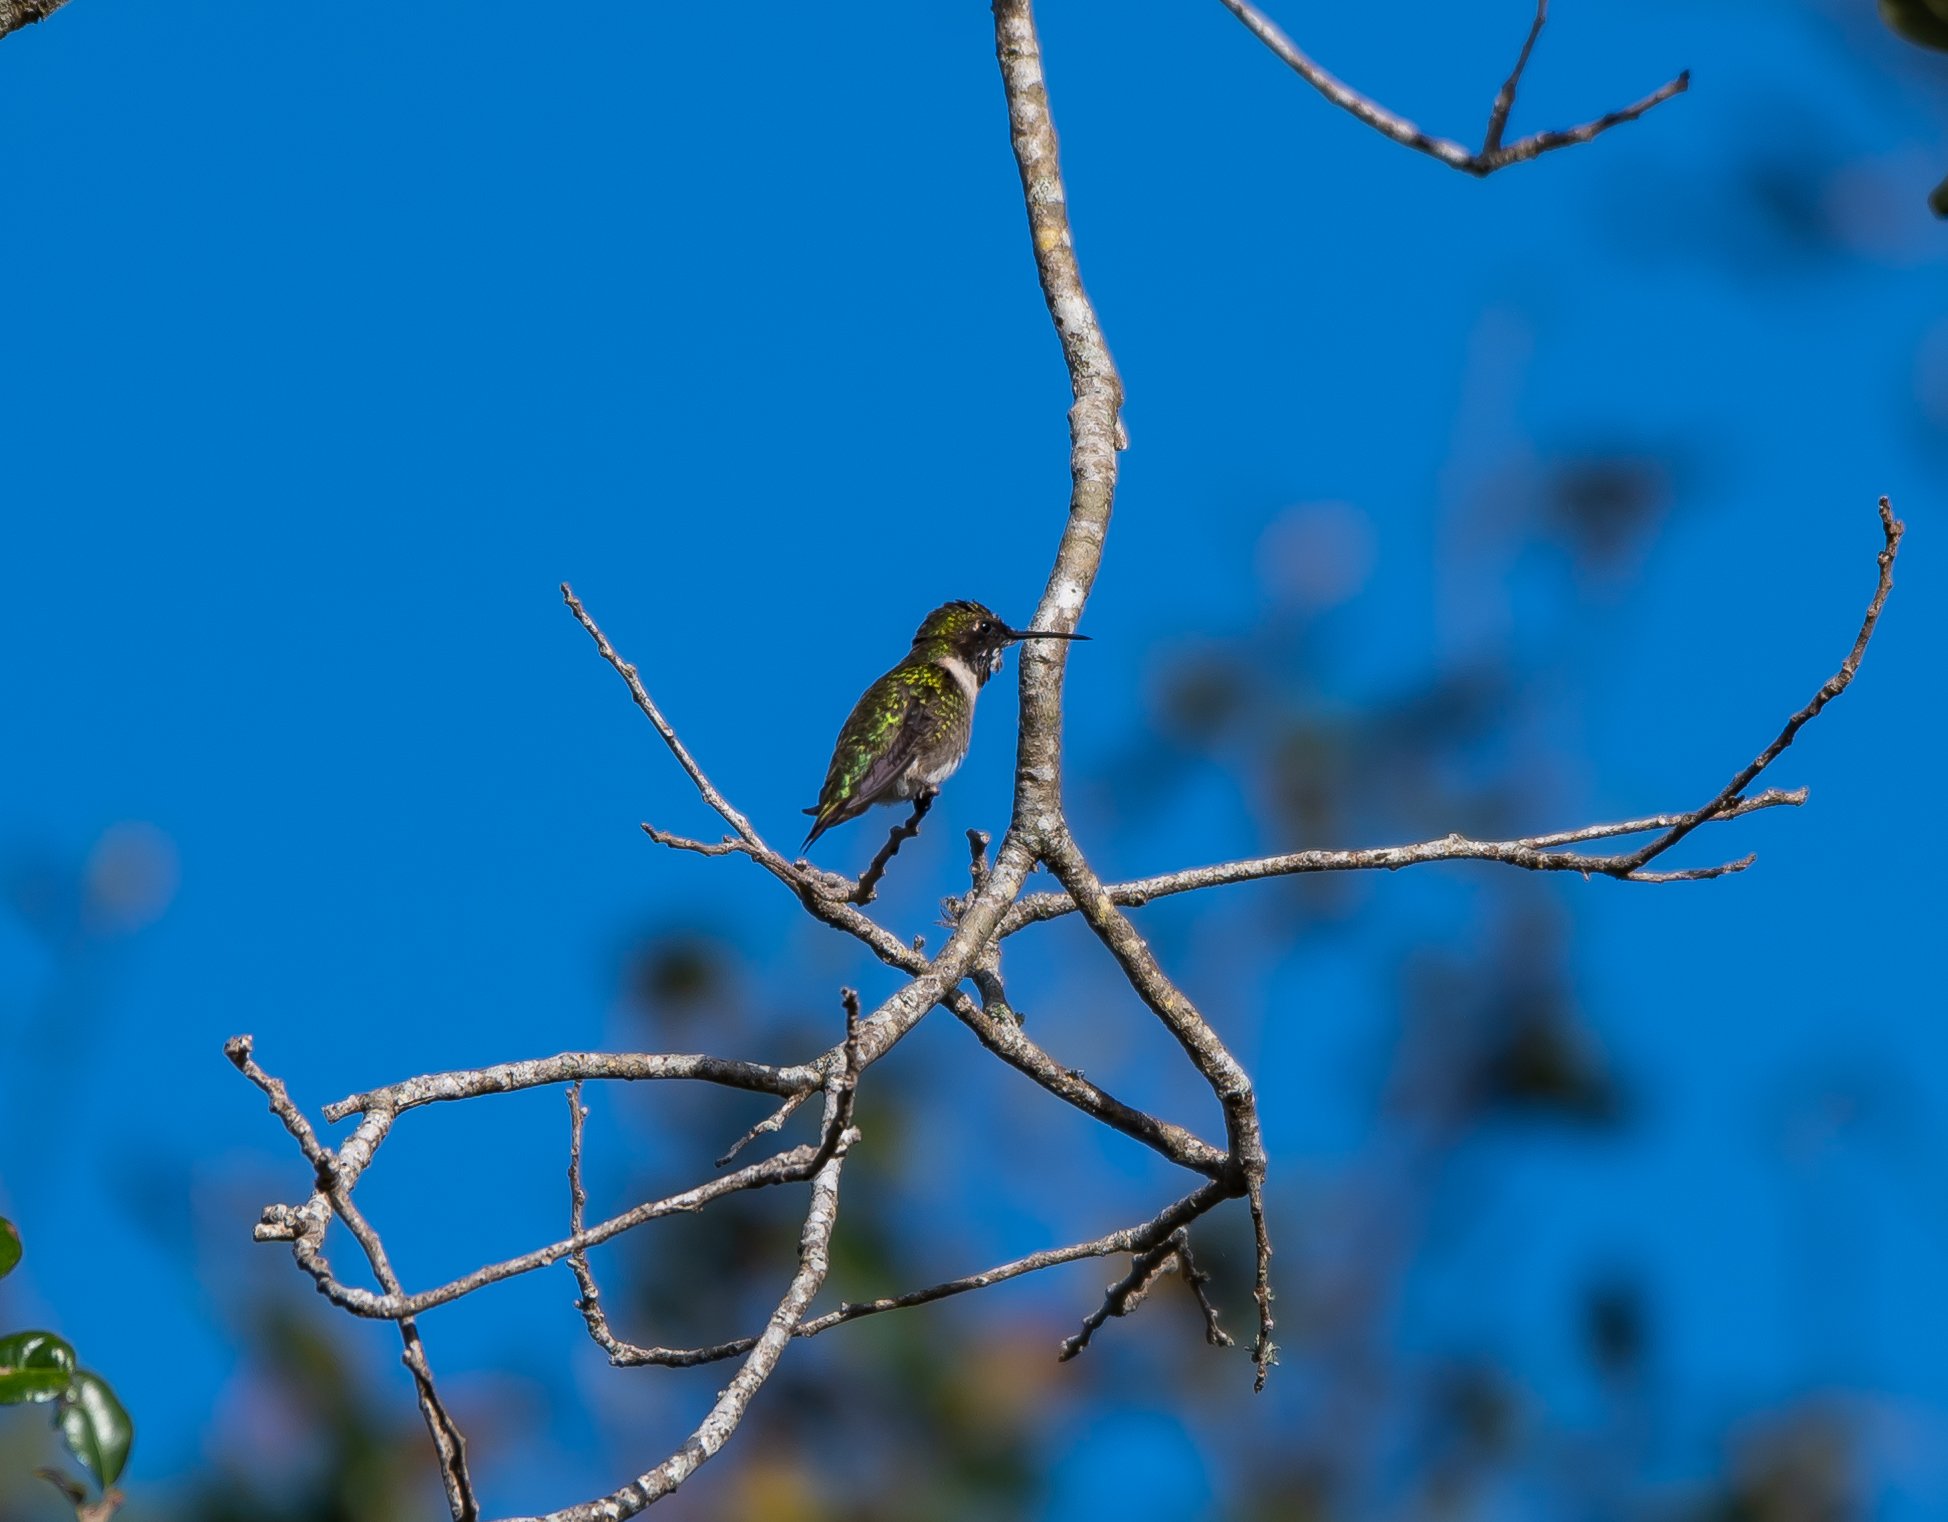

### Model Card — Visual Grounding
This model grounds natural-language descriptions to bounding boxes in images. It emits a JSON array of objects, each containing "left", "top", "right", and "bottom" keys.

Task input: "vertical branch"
[
  {"left": 1040, "top": 832, "right": 1278, "bottom": 1385},
  {"left": 992, "top": 0, "right": 1126, "bottom": 817},
  {"left": 996, "top": 0, "right": 1273, "bottom": 1387}
]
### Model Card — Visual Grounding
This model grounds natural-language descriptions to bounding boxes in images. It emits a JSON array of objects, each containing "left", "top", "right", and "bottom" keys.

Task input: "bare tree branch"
[
  {"left": 1039, "top": 830, "right": 1276, "bottom": 1383},
  {"left": 1482, "top": 0, "right": 1550, "bottom": 155},
  {"left": 999, "top": 497, "right": 1900, "bottom": 931},
  {"left": 586, "top": 1181, "right": 1234, "bottom": 1370},
  {"left": 1597, "top": 497, "right": 1903, "bottom": 876},
  {"left": 0, "top": 0, "right": 72, "bottom": 43},
  {"left": 1216, "top": 0, "right": 1688, "bottom": 176},
  {"left": 226, "top": 1037, "right": 479, "bottom": 1521},
  {"left": 517, "top": 1147, "right": 852, "bottom": 1522},
  {"left": 999, "top": 790, "right": 1806, "bottom": 935},
  {"left": 563, "top": 585, "right": 773, "bottom": 855},
  {"left": 846, "top": 789, "right": 935, "bottom": 905},
  {"left": 1173, "top": 1228, "right": 1235, "bottom": 1349},
  {"left": 325, "top": 1050, "right": 818, "bottom": 1123},
  {"left": 269, "top": 1128, "right": 850, "bottom": 1322}
]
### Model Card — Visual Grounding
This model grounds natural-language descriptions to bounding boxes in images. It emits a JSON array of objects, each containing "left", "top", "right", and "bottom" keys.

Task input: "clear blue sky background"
[{"left": 2, "top": 1, "right": 1943, "bottom": 1517}]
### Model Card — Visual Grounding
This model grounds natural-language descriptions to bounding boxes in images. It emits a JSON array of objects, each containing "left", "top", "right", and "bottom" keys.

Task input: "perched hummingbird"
[{"left": 801, "top": 600, "right": 1086, "bottom": 851}]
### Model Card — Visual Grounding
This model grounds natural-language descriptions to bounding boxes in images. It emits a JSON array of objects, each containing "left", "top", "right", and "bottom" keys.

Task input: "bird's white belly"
[
  {"left": 890, "top": 741, "right": 970, "bottom": 799},
  {"left": 913, "top": 749, "right": 968, "bottom": 789}
]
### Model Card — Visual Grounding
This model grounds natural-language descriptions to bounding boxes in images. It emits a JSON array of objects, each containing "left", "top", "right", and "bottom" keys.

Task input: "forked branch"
[{"left": 1218, "top": 0, "right": 1687, "bottom": 176}]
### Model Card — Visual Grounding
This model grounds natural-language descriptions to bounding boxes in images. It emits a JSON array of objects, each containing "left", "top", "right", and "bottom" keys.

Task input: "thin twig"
[
  {"left": 640, "top": 826, "right": 752, "bottom": 859},
  {"left": 1247, "top": 1182, "right": 1276, "bottom": 1390},
  {"left": 564, "top": 1082, "right": 623, "bottom": 1361},
  {"left": 1059, "top": 1240, "right": 1181, "bottom": 1361},
  {"left": 1482, "top": 0, "right": 1548, "bottom": 155},
  {"left": 999, "top": 790, "right": 1807, "bottom": 935},
  {"left": 563, "top": 584, "right": 771, "bottom": 853},
  {"left": 595, "top": 1182, "right": 1233, "bottom": 1369},
  {"left": 226, "top": 1038, "right": 479, "bottom": 1522},
  {"left": 847, "top": 790, "right": 936, "bottom": 905},
  {"left": 715, "top": 1089, "right": 818, "bottom": 1168},
  {"left": 1608, "top": 498, "right": 1903, "bottom": 875},
  {"left": 1173, "top": 1230, "right": 1234, "bottom": 1349},
  {"left": 1216, "top": 0, "right": 1687, "bottom": 177},
  {"left": 967, "top": 828, "right": 993, "bottom": 894},
  {"left": 1482, "top": 74, "right": 1693, "bottom": 171}
]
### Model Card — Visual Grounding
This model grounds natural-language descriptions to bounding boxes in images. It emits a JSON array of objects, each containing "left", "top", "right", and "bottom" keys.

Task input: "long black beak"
[{"left": 1004, "top": 627, "right": 1090, "bottom": 643}]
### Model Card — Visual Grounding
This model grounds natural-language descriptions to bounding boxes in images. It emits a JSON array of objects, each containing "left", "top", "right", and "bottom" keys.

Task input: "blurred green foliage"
[
  {"left": 1877, "top": 0, "right": 1948, "bottom": 213},
  {"left": 0, "top": 1216, "right": 133, "bottom": 1519}
]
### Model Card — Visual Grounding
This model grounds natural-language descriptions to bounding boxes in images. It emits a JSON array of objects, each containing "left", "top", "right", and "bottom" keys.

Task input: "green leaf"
[
  {"left": 0, "top": 1331, "right": 77, "bottom": 1404},
  {"left": 0, "top": 1217, "right": 19, "bottom": 1280},
  {"left": 59, "top": 1371, "right": 133, "bottom": 1489}
]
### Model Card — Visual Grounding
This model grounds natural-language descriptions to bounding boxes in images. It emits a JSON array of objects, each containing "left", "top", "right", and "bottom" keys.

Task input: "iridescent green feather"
[{"left": 803, "top": 650, "right": 972, "bottom": 847}]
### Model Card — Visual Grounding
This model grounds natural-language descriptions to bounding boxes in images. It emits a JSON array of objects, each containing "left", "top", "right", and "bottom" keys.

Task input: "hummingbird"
[{"left": 801, "top": 600, "right": 1086, "bottom": 851}]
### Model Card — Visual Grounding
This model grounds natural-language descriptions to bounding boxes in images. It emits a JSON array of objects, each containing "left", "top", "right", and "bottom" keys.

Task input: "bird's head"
[{"left": 911, "top": 600, "right": 1087, "bottom": 681}]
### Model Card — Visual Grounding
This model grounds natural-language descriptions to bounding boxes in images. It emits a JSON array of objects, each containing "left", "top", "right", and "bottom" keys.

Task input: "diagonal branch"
[
  {"left": 1058, "top": 1224, "right": 1236, "bottom": 1362},
  {"left": 1602, "top": 497, "right": 1902, "bottom": 876},
  {"left": 0, "top": 0, "right": 72, "bottom": 42},
  {"left": 1040, "top": 831, "right": 1277, "bottom": 1387},
  {"left": 1217, "top": 0, "right": 1687, "bottom": 177},
  {"left": 580, "top": 1181, "right": 1232, "bottom": 1370},
  {"left": 847, "top": 789, "right": 935, "bottom": 905},
  {"left": 563, "top": 585, "right": 772, "bottom": 854},
  {"left": 226, "top": 1038, "right": 480, "bottom": 1522},
  {"left": 1482, "top": 0, "right": 1549, "bottom": 155},
  {"left": 519, "top": 1148, "right": 852, "bottom": 1522}
]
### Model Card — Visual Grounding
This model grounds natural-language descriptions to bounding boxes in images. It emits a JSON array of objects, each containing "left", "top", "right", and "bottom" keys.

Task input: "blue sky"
[{"left": 2, "top": 1, "right": 1944, "bottom": 1516}]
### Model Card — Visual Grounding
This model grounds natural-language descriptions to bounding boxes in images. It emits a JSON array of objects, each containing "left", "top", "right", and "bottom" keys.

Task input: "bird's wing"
[{"left": 803, "top": 673, "right": 924, "bottom": 845}]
